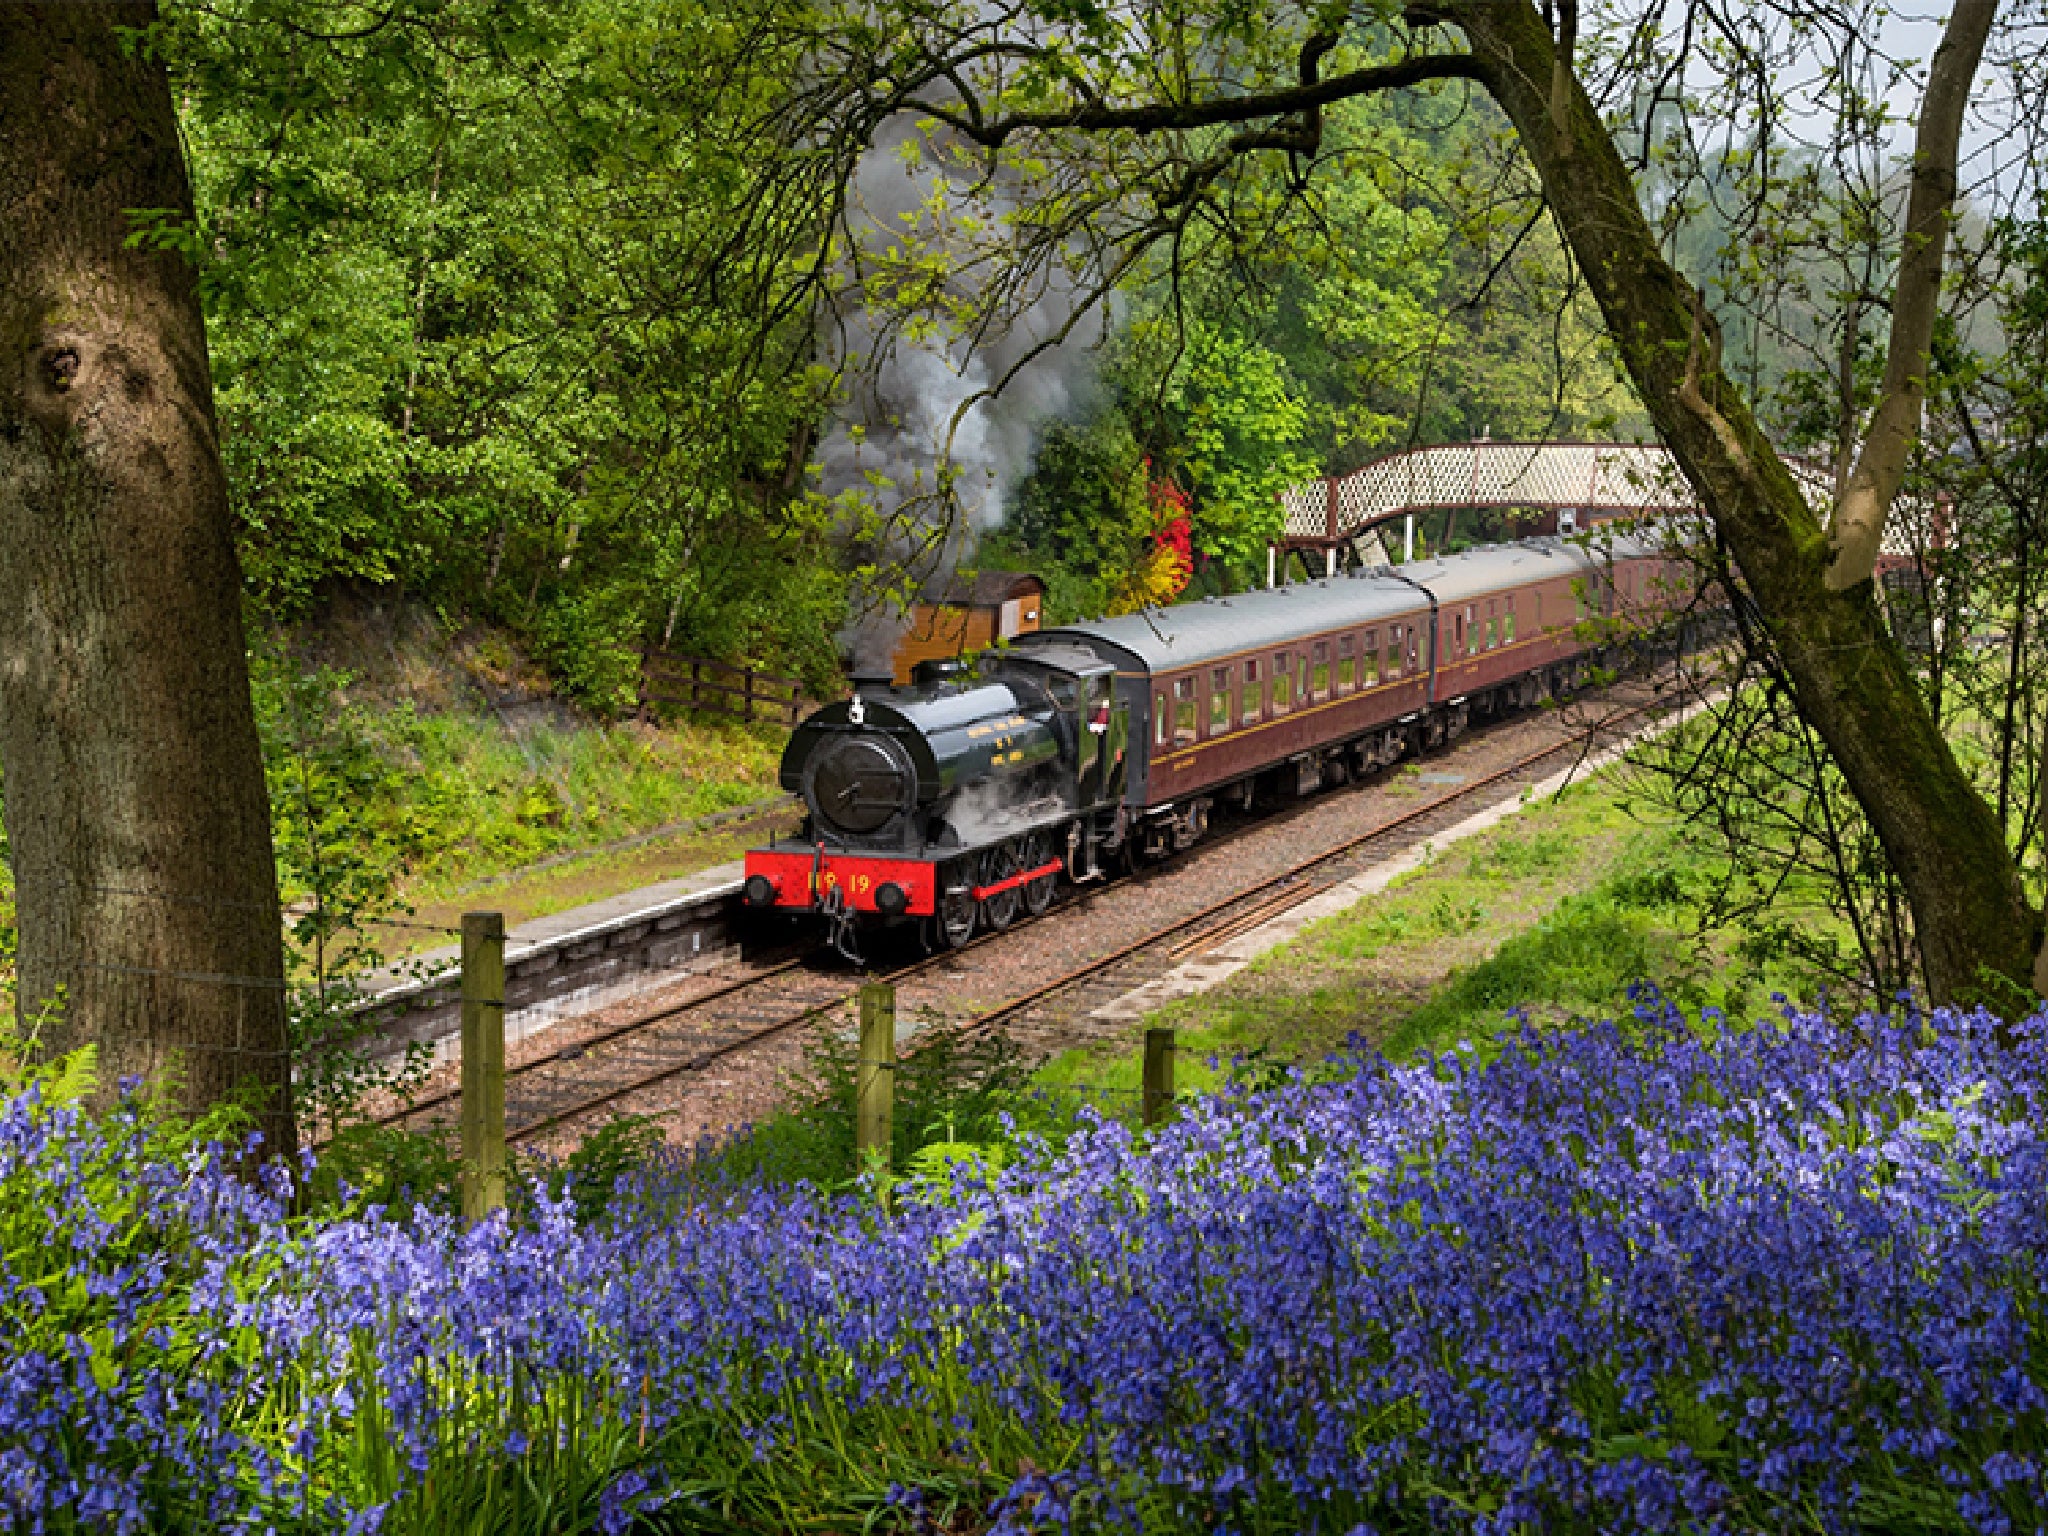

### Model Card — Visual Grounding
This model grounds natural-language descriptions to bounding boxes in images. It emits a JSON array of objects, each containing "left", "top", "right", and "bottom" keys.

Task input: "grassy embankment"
[
  {"left": 272, "top": 600, "right": 795, "bottom": 947},
  {"left": 0, "top": 608, "right": 793, "bottom": 1003},
  {"left": 1030, "top": 756, "right": 1843, "bottom": 1111},
  {"left": 351, "top": 706, "right": 790, "bottom": 941}
]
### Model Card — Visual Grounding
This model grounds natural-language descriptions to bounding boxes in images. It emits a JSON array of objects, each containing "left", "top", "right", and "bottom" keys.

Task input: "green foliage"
[
  {"left": 159, "top": 0, "right": 842, "bottom": 704},
  {"left": 528, "top": 587, "right": 649, "bottom": 720},
  {"left": 0, "top": 1008, "right": 96, "bottom": 1105},
  {"left": 365, "top": 702, "right": 785, "bottom": 894},
  {"left": 305, "top": 1121, "right": 464, "bottom": 1223},
  {"left": 1002, "top": 92, "right": 1641, "bottom": 592},
  {"left": 1001, "top": 411, "right": 1155, "bottom": 620},
  {"left": 1424, "top": 892, "right": 1485, "bottom": 936},
  {"left": 1162, "top": 325, "right": 1319, "bottom": 568},
  {"left": 1463, "top": 828, "right": 1575, "bottom": 879},
  {"left": 540, "top": 1114, "right": 670, "bottom": 1226},
  {"left": 250, "top": 641, "right": 435, "bottom": 1134},
  {"left": 251, "top": 644, "right": 412, "bottom": 1132},
  {"left": 716, "top": 1017, "right": 1033, "bottom": 1189}
]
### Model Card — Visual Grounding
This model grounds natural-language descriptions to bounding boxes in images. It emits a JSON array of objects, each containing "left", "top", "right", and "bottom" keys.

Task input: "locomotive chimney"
[{"left": 850, "top": 667, "right": 894, "bottom": 696}]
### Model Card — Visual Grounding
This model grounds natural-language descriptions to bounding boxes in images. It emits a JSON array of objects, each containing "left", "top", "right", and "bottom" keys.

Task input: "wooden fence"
[{"left": 639, "top": 651, "right": 814, "bottom": 726}]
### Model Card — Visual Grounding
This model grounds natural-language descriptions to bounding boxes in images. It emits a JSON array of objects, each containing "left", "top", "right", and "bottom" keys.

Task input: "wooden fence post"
[
  {"left": 1142, "top": 1026, "right": 1176, "bottom": 1127},
  {"left": 460, "top": 911, "right": 507, "bottom": 1221},
  {"left": 856, "top": 983, "right": 896, "bottom": 1173}
]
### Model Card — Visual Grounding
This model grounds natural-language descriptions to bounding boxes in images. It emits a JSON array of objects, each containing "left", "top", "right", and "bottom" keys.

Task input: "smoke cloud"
[{"left": 821, "top": 114, "right": 1104, "bottom": 676}]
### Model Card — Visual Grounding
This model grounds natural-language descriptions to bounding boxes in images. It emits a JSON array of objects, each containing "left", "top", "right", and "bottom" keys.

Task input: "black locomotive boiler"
[
  {"left": 742, "top": 649, "right": 1132, "bottom": 954},
  {"left": 745, "top": 528, "right": 1687, "bottom": 955}
]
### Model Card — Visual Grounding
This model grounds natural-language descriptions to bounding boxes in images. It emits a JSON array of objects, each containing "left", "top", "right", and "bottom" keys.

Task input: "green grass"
[
  {"left": 0, "top": 693, "right": 788, "bottom": 1008},
  {"left": 365, "top": 706, "right": 787, "bottom": 902},
  {"left": 1031, "top": 766, "right": 1842, "bottom": 1115}
]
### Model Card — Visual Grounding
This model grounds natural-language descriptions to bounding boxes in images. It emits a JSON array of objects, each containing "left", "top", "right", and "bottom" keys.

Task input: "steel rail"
[{"left": 365, "top": 954, "right": 813, "bottom": 1130}]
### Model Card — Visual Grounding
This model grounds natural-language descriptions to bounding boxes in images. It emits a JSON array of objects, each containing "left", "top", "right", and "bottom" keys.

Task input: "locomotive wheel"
[
  {"left": 928, "top": 887, "right": 977, "bottom": 951},
  {"left": 979, "top": 842, "right": 1022, "bottom": 933},
  {"left": 1021, "top": 830, "right": 1057, "bottom": 917}
]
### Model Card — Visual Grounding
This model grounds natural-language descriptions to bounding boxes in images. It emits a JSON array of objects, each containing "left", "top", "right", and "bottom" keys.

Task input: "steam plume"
[{"left": 821, "top": 114, "right": 1102, "bottom": 676}]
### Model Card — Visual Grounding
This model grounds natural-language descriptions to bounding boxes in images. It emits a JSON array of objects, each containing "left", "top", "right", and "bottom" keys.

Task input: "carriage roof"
[{"left": 1022, "top": 531, "right": 1667, "bottom": 676}]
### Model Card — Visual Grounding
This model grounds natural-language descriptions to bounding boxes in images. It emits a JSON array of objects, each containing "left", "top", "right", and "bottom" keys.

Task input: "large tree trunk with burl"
[
  {"left": 0, "top": 5, "right": 295, "bottom": 1151},
  {"left": 1442, "top": 0, "right": 2041, "bottom": 1006}
]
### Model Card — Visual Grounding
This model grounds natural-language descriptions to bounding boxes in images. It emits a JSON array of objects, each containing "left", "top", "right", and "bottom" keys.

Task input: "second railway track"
[{"left": 383, "top": 685, "right": 1677, "bottom": 1151}]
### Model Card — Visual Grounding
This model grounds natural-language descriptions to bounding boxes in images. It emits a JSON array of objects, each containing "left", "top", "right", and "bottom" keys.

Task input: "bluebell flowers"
[{"left": 4, "top": 991, "right": 2046, "bottom": 1533}]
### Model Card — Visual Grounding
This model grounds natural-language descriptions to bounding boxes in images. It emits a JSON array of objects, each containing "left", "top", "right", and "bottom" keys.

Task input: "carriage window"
[
  {"left": 1505, "top": 602, "right": 1517, "bottom": 643},
  {"left": 1337, "top": 635, "right": 1355, "bottom": 692},
  {"left": 1409, "top": 627, "right": 1422, "bottom": 671},
  {"left": 1363, "top": 630, "right": 1380, "bottom": 685},
  {"left": 1386, "top": 625, "right": 1401, "bottom": 679},
  {"left": 1243, "top": 658, "right": 1263, "bottom": 725},
  {"left": 1486, "top": 615, "right": 1498, "bottom": 650},
  {"left": 1210, "top": 667, "right": 1232, "bottom": 735},
  {"left": 1272, "top": 652, "right": 1293, "bottom": 713},
  {"left": 1311, "top": 641, "right": 1330, "bottom": 700},
  {"left": 1454, "top": 613, "right": 1466, "bottom": 657},
  {"left": 1155, "top": 691, "right": 1168, "bottom": 746},
  {"left": 1298, "top": 651, "right": 1310, "bottom": 704},
  {"left": 1174, "top": 676, "right": 1198, "bottom": 747}
]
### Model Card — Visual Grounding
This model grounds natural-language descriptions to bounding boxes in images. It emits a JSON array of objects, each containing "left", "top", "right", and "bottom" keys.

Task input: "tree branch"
[
  {"left": 909, "top": 51, "right": 1483, "bottom": 149},
  {"left": 1548, "top": 0, "right": 1577, "bottom": 158},
  {"left": 1824, "top": 0, "right": 1997, "bottom": 592}
]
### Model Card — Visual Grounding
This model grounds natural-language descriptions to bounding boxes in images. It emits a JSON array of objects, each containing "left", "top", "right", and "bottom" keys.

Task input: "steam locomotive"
[{"left": 743, "top": 528, "right": 1685, "bottom": 957}]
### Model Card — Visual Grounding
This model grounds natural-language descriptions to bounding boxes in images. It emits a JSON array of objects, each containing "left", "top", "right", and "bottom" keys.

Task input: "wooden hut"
[{"left": 891, "top": 571, "right": 1046, "bottom": 684}]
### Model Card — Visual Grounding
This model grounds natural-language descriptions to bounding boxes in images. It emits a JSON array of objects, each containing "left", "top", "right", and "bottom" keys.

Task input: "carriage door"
[{"left": 1080, "top": 673, "right": 1125, "bottom": 806}]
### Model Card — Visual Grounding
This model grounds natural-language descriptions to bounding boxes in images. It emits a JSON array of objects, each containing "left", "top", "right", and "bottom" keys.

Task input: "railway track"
[
  {"left": 381, "top": 688, "right": 1671, "bottom": 1149},
  {"left": 961, "top": 693, "right": 1663, "bottom": 1040}
]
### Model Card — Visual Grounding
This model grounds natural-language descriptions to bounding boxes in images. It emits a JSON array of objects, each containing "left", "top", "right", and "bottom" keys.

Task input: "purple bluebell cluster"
[{"left": 5, "top": 994, "right": 2047, "bottom": 1534}]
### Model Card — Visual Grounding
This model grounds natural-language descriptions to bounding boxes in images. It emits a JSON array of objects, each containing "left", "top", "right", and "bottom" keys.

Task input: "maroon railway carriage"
[{"left": 746, "top": 527, "right": 1686, "bottom": 954}]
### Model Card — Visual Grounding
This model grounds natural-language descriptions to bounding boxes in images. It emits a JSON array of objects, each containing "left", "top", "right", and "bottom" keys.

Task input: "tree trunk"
[
  {"left": 1825, "top": 0, "right": 1995, "bottom": 592},
  {"left": 0, "top": 5, "right": 295, "bottom": 1150},
  {"left": 1445, "top": 0, "right": 2042, "bottom": 1007},
  {"left": 2038, "top": 726, "right": 2048, "bottom": 998}
]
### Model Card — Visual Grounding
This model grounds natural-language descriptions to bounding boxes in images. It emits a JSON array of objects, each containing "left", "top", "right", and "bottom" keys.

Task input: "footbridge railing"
[{"left": 1274, "top": 439, "right": 1932, "bottom": 575}]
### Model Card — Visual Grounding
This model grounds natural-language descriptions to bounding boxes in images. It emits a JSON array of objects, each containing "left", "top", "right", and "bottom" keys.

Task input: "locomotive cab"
[{"left": 986, "top": 644, "right": 1126, "bottom": 812}]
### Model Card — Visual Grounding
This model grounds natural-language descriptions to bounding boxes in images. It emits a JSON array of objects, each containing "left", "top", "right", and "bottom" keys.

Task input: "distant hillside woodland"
[{"left": 164, "top": 0, "right": 1653, "bottom": 705}]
